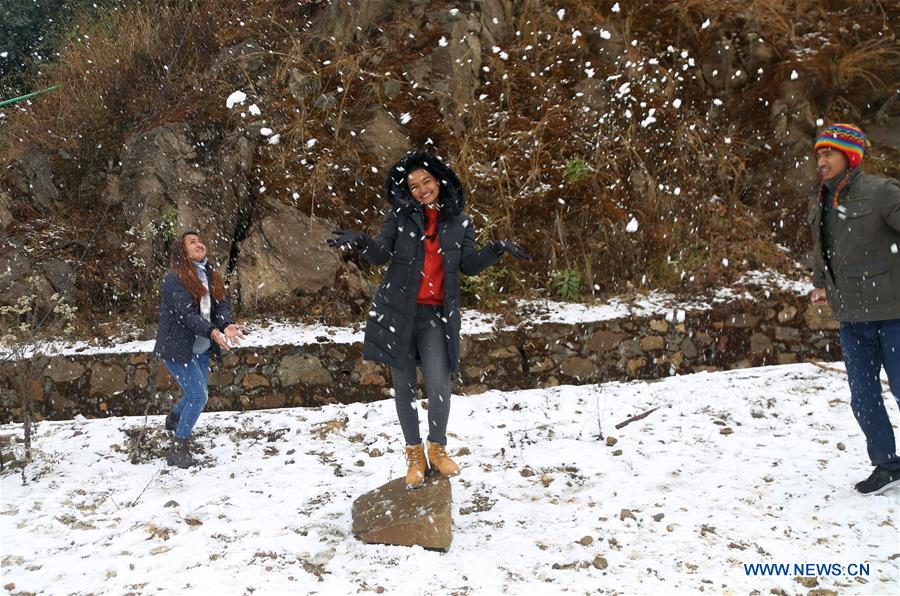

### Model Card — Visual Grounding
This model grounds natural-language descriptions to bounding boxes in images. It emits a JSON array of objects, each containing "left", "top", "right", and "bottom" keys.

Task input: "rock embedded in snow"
[
  {"left": 278, "top": 354, "right": 332, "bottom": 387},
  {"left": 352, "top": 475, "right": 452, "bottom": 550},
  {"left": 46, "top": 357, "right": 86, "bottom": 383},
  {"left": 89, "top": 363, "right": 126, "bottom": 396}
]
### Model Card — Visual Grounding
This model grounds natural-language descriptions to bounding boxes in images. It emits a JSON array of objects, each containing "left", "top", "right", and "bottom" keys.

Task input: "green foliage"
[
  {"left": 161, "top": 203, "right": 179, "bottom": 245},
  {"left": 461, "top": 264, "right": 509, "bottom": 300},
  {"left": 551, "top": 269, "right": 582, "bottom": 300},
  {"left": 563, "top": 156, "right": 590, "bottom": 183}
]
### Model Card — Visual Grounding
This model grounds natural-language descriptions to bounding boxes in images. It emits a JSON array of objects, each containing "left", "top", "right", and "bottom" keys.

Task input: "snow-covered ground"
[
  {"left": 0, "top": 269, "right": 814, "bottom": 360},
  {"left": 3, "top": 362, "right": 897, "bottom": 595}
]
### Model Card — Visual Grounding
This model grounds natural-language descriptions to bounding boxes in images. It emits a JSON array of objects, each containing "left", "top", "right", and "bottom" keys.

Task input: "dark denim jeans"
[
  {"left": 164, "top": 350, "right": 210, "bottom": 440},
  {"left": 390, "top": 304, "right": 452, "bottom": 446},
  {"left": 840, "top": 319, "right": 900, "bottom": 471}
]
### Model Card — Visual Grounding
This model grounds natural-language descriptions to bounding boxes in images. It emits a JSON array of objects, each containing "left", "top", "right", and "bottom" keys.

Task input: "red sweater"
[{"left": 417, "top": 207, "right": 445, "bottom": 305}]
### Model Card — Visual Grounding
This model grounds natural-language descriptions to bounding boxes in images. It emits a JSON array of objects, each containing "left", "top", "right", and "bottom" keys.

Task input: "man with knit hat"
[{"left": 808, "top": 123, "right": 900, "bottom": 495}]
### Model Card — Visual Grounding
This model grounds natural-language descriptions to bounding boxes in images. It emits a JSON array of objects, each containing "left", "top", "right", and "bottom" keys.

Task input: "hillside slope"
[{"left": 1, "top": 0, "right": 898, "bottom": 340}]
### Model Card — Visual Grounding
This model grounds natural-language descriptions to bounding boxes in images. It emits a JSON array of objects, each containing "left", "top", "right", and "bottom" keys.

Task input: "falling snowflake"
[
  {"left": 438, "top": 36, "right": 448, "bottom": 47},
  {"left": 225, "top": 90, "right": 247, "bottom": 108},
  {"left": 400, "top": 112, "right": 412, "bottom": 124},
  {"left": 260, "top": 127, "right": 273, "bottom": 137},
  {"left": 557, "top": 9, "right": 566, "bottom": 20},
  {"left": 306, "top": 138, "right": 318, "bottom": 149},
  {"left": 248, "top": 104, "right": 261, "bottom": 116},
  {"left": 790, "top": 70, "right": 799, "bottom": 80},
  {"left": 701, "top": 19, "right": 711, "bottom": 29},
  {"left": 612, "top": 2, "right": 620, "bottom": 12},
  {"left": 626, "top": 217, "right": 639, "bottom": 233}
]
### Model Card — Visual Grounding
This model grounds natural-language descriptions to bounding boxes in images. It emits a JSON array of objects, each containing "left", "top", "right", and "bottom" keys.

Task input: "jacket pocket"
[
  {"left": 842, "top": 260, "right": 893, "bottom": 308},
  {"left": 837, "top": 200, "right": 878, "bottom": 237}
]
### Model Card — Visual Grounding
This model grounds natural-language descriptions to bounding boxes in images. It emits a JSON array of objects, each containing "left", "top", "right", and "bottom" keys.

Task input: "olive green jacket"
[{"left": 808, "top": 168, "right": 900, "bottom": 322}]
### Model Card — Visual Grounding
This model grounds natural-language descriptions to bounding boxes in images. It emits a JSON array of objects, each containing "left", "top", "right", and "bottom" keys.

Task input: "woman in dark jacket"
[
  {"left": 153, "top": 231, "right": 244, "bottom": 468},
  {"left": 329, "top": 151, "right": 530, "bottom": 488}
]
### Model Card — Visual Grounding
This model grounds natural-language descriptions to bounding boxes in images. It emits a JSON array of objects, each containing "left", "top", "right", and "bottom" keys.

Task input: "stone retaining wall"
[{"left": 0, "top": 293, "right": 841, "bottom": 423}]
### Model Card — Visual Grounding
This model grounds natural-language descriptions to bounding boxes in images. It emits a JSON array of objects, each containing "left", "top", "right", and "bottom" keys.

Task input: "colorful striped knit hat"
[{"left": 814, "top": 123, "right": 866, "bottom": 169}]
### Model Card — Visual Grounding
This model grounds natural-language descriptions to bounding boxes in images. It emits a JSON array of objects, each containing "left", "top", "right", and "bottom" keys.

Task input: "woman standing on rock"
[
  {"left": 153, "top": 231, "right": 244, "bottom": 468},
  {"left": 328, "top": 151, "right": 531, "bottom": 488}
]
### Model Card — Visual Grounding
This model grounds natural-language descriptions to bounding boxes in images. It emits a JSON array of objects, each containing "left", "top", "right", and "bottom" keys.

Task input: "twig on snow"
[{"left": 615, "top": 406, "right": 661, "bottom": 430}]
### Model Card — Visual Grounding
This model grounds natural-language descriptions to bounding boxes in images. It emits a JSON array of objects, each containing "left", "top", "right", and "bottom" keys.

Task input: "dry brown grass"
[
  {"left": 829, "top": 38, "right": 900, "bottom": 92},
  {"left": 0, "top": 2, "right": 221, "bottom": 166},
  {"left": 2, "top": 0, "right": 894, "bottom": 325}
]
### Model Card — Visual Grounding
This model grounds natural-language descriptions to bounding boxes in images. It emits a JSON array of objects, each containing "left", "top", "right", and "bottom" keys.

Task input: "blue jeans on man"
[
  {"left": 839, "top": 320, "right": 900, "bottom": 472},
  {"left": 164, "top": 350, "right": 210, "bottom": 440}
]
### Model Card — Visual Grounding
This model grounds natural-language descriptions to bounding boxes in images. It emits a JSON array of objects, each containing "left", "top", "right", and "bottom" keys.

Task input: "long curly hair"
[{"left": 170, "top": 231, "right": 225, "bottom": 302}]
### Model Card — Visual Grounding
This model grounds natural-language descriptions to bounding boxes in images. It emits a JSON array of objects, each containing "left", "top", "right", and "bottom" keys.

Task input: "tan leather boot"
[
  {"left": 427, "top": 441, "right": 460, "bottom": 477},
  {"left": 404, "top": 443, "right": 427, "bottom": 489}
]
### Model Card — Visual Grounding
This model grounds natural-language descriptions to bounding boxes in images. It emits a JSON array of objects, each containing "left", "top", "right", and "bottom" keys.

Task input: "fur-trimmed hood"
[{"left": 384, "top": 150, "right": 464, "bottom": 216}]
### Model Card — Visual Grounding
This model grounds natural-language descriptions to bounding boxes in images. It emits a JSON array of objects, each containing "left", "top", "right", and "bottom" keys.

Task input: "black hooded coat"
[{"left": 360, "top": 152, "right": 500, "bottom": 373}]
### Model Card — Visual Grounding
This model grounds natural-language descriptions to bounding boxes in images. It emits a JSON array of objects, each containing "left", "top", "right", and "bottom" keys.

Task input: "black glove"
[
  {"left": 327, "top": 230, "right": 368, "bottom": 251},
  {"left": 489, "top": 239, "right": 532, "bottom": 261}
]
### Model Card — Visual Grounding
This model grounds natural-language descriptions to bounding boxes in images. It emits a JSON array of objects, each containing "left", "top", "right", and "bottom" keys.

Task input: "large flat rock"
[{"left": 351, "top": 474, "right": 452, "bottom": 551}]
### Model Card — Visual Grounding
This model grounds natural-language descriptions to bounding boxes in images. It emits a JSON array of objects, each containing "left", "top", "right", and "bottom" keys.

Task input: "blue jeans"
[
  {"left": 390, "top": 305, "right": 452, "bottom": 446},
  {"left": 840, "top": 320, "right": 900, "bottom": 471},
  {"left": 164, "top": 351, "right": 210, "bottom": 440}
]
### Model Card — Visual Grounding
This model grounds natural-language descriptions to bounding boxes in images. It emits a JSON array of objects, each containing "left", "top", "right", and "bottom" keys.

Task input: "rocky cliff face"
[{"left": 1, "top": 0, "right": 897, "bottom": 338}]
